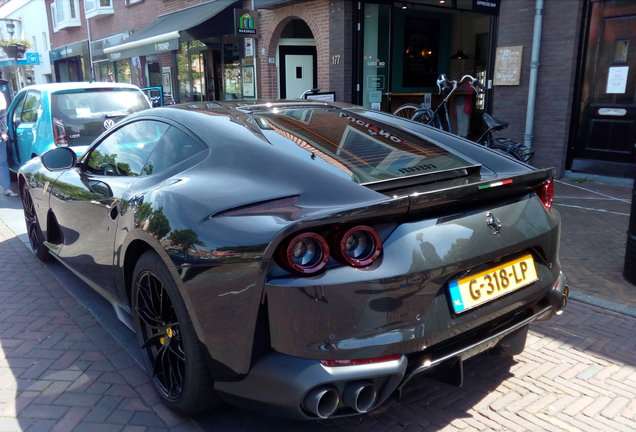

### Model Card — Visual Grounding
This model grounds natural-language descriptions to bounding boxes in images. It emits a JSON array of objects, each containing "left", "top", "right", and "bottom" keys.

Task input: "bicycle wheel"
[
  {"left": 412, "top": 107, "right": 436, "bottom": 126},
  {"left": 392, "top": 103, "right": 422, "bottom": 120},
  {"left": 491, "top": 138, "right": 534, "bottom": 163}
]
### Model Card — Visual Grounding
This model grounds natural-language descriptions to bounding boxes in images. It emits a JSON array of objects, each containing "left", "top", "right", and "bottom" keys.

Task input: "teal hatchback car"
[{"left": 6, "top": 82, "right": 151, "bottom": 172}]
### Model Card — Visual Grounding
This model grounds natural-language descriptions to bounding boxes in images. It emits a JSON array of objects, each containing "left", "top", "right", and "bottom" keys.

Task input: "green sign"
[{"left": 235, "top": 9, "right": 258, "bottom": 37}]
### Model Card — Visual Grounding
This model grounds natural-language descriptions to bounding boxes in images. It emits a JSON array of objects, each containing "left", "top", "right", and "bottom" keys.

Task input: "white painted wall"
[{"left": 0, "top": 0, "right": 53, "bottom": 89}]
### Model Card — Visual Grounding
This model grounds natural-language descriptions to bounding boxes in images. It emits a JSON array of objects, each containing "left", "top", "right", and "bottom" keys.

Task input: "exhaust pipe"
[
  {"left": 303, "top": 385, "right": 340, "bottom": 418},
  {"left": 342, "top": 380, "right": 377, "bottom": 413},
  {"left": 556, "top": 285, "right": 569, "bottom": 315}
]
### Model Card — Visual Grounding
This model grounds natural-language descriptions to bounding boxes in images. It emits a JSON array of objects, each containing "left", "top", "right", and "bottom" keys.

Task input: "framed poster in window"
[
  {"left": 162, "top": 67, "right": 172, "bottom": 94},
  {"left": 242, "top": 65, "right": 255, "bottom": 98}
]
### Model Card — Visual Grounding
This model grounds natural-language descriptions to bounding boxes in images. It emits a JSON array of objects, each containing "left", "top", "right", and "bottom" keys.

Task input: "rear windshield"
[
  {"left": 254, "top": 108, "right": 477, "bottom": 186},
  {"left": 52, "top": 89, "right": 150, "bottom": 147}
]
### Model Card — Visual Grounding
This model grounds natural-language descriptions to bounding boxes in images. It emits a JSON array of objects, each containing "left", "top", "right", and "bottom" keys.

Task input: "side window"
[
  {"left": 20, "top": 92, "right": 41, "bottom": 123},
  {"left": 11, "top": 94, "right": 27, "bottom": 124},
  {"left": 142, "top": 126, "right": 207, "bottom": 175},
  {"left": 85, "top": 120, "right": 169, "bottom": 176}
]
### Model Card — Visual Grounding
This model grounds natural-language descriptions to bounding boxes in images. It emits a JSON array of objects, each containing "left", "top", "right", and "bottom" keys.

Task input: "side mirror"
[
  {"left": 41, "top": 147, "right": 77, "bottom": 171},
  {"left": 88, "top": 180, "right": 113, "bottom": 197}
]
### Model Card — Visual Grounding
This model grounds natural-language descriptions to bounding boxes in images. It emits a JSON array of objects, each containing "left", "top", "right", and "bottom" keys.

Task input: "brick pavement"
[
  {"left": 554, "top": 179, "right": 636, "bottom": 310},
  {"left": 0, "top": 222, "right": 199, "bottom": 432}
]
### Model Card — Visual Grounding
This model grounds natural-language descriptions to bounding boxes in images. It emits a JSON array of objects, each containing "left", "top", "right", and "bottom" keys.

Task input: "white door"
[{"left": 285, "top": 55, "right": 314, "bottom": 99}]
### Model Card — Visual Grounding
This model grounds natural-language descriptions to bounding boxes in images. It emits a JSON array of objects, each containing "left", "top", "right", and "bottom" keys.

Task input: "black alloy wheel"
[
  {"left": 21, "top": 183, "right": 52, "bottom": 261},
  {"left": 132, "top": 251, "right": 219, "bottom": 415}
]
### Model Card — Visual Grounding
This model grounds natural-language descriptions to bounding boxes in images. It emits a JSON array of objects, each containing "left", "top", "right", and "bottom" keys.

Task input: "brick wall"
[
  {"left": 494, "top": 0, "right": 584, "bottom": 177},
  {"left": 46, "top": 0, "right": 88, "bottom": 48},
  {"left": 256, "top": 1, "right": 332, "bottom": 100},
  {"left": 88, "top": 2, "right": 157, "bottom": 42},
  {"left": 328, "top": 0, "right": 353, "bottom": 103}
]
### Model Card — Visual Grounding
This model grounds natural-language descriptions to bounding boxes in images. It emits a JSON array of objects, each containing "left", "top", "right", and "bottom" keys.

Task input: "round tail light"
[
  {"left": 281, "top": 233, "right": 329, "bottom": 274},
  {"left": 337, "top": 226, "right": 382, "bottom": 267}
]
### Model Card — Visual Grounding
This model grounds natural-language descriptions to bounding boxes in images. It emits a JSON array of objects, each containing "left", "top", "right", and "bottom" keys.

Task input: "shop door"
[
  {"left": 575, "top": 2, "right": 636, "bottom": 173},
  {"left": 285, "top": 55, "right": 313, "bottom": 99},
  {"left": 279, "top": 46, "right": 317, "bottom": 99}
]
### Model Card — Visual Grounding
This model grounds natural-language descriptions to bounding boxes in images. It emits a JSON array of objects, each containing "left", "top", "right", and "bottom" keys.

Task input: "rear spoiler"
[
  {"left": 363, "top": 164, "right": 482, "bottom": 193},
  {"left": 405, "top": 167, "right": 556, "bottom": 211}
]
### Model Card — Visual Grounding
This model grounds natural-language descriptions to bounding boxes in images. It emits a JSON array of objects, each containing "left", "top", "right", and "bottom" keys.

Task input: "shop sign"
[
  {"left": 367, "top": 59, "right": 386, "bottom": 68},
  {"left": 107, "top": 38, "right": 179, "bottom": 62},
  {"left": 25, "top": 53, "right": 40, "bottom": 65},
  {"left": 472, "top": 0, "right": 500, "bottom": 16},
  {"left": 49, "top": 41, "right": 89, "bottom": 61},
  {"left": 235, "top": 9, "right": 258, "bottom": 37}
]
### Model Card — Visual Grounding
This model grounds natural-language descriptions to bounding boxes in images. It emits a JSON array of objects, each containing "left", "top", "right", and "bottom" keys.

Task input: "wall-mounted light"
[
  {"left": 402, "top": 1, "right": 407, "bottom": 9},
  {"left": 5, "top": 22, "right": 15, "bottom": 38}
]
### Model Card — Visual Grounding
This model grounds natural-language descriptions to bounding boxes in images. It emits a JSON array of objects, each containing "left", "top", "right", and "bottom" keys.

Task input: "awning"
[{"left": 103, "top": 0, "right": 239, "bottom": 60}]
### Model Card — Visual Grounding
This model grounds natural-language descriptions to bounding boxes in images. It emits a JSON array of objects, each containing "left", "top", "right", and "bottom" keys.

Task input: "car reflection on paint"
[
  {"left": 17, "top": 100, "right": 568, "bottom": 420},
  {"left": 7, "top": 82, "right": 151, "bottom": 172}
]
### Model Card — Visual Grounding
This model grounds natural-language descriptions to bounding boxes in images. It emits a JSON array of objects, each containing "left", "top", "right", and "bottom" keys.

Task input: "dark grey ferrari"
[{"left": 17, "top": 100, "right": 568, "bottom": 420}]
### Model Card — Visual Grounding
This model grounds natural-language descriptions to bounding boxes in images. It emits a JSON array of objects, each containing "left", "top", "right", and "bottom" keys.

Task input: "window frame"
[
  {"left": 84, "top": 0, "right": 114, "bottom": 19},
  {"left": 83, "top": 119, "right": 170, "bottom": 178},
  {"left": 50, "top": 0, "right": 81, "bottom": 32},
  {"left": 19, "top": 91, "right": 41, "bottom": 124}
]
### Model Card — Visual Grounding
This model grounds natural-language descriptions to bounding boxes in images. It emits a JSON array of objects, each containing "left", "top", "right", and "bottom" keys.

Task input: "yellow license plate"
[{"left": 448, "top": 254, "right": 538, "bottom": 314}]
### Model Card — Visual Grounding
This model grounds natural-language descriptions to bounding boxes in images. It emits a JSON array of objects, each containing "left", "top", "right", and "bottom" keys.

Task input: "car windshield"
[
  {"left": 52, "top": 89, "right": 150, "bottom": 147},
  {"left": 254, "top": 108, "right": 478, "bottom": 186}
]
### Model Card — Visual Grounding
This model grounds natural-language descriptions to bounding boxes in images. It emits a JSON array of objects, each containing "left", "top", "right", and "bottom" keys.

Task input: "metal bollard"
[{"left": 625, "top": 171, "right": 636, "bottom": 285}]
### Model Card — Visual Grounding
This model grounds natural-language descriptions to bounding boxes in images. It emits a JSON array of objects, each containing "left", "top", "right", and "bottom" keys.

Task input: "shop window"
[
  {"left": 84, "top": 0, "right": 114, "bottom": 19},
  {"left": 391, "top": 9, "right": 450, "bottom": 92},
  {"left": 50, "top": 0, "right": 81, "bottom": 32},
  {"left": 98, "top": 62, "right": 115, "bottom": 82},
  {"left": 178, "top": 41, "right": 209, "bottom": 102},
  {"left": 117, "top": 59, "right": 132, "bottom": 84}
]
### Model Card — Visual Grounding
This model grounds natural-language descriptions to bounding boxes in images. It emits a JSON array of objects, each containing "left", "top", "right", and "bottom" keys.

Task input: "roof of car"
[{"left": 18, "top": 82, "right": 143, "bottom": 94}]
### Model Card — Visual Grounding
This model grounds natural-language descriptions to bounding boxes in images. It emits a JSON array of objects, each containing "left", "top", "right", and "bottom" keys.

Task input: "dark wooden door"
[{"left": 574, "top": 1, "right": 636, "bottom": 174}]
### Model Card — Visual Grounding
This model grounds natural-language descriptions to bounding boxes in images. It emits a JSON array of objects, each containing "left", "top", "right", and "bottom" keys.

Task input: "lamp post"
[{"left": 3, "top": 20, "right": 23, "bottom": 93}]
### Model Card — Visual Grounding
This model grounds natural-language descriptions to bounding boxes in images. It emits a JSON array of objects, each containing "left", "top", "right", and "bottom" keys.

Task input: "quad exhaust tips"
[{"left": 303, "top": 381, "right": 378, "bottom": 418}]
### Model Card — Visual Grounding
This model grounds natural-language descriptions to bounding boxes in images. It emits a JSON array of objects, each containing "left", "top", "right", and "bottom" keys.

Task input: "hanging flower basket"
[{"left": 1, "top": 44, "right": 27, "bottom": 59}]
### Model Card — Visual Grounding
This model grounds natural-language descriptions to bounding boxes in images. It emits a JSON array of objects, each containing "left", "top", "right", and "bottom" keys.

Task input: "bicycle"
[
  {"left": 476, "top": 113, "right": 534, "bottom": 163},
  {"left": 393, "top": 74, "right": 478, "bottom": 133},
  {"left": 392, "top": 74, "right": 534, "bottom": 163}
]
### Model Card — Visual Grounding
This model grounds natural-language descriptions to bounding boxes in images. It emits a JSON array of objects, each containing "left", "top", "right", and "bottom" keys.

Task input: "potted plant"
[{"left": 0, "top": 38, "right": 32, "bottom": 58}]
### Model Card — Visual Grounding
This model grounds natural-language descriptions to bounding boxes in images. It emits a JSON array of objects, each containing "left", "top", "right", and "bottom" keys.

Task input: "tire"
[
  {"left": 131, "top": 251, "right": 221, "bottom": 415},
  {"left": 21, "top": 182, "right": 53, "bottom": 261},
  {"left": 392, "top": 103, "right": 422, "bottom": 120}
]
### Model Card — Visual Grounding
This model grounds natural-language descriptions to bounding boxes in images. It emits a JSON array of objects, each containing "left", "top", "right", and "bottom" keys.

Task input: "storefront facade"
[
  {"left": 101, "top": 0, "right": 246, "bottom": 104},
  {"left": 50, "top": 40, "right": 91, "bottom": 83},
  {"left": 256, "top": 0, "right": 499, "bottom": 140},
  {"left": 45, "top": 0, "right": 633, "bottom": 178}
]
